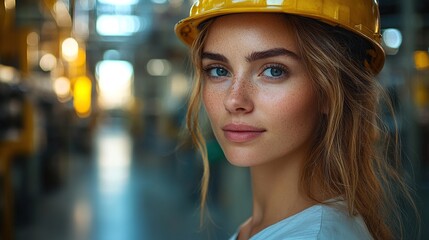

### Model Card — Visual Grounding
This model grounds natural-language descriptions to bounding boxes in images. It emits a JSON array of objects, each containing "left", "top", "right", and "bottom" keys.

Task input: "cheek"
[
  {"left": 265, "top": 88, "right": 319, "bottom": 133},
  {"left": 202, "top": 85, "right": 223, "bottom": 119}
]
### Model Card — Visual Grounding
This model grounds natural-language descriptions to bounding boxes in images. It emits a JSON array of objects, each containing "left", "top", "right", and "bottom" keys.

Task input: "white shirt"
[{"left": 229, "top": 201, "right": 373, "bottom": 240}]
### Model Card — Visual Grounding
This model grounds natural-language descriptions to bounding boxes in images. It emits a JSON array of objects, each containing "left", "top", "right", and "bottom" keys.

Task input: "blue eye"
[
  {"left": 262, "top": 67, "right": 286, "bottom": 78},
  {"left": 207, "top": 67, "right": 229, "bottom": 77}
]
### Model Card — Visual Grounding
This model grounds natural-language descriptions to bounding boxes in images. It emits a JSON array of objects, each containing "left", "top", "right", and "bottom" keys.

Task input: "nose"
[{"left": 223, "top": 78, "right": 254, "bottom": 114}]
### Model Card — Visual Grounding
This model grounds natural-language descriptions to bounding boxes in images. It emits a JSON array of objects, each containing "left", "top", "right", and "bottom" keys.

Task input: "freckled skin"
[{"left": 202, "top": 13, "right": 320, "bottom": 168}]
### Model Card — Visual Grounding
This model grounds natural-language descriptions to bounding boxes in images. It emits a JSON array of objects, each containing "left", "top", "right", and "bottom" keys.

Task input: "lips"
[{"left": 222, "top": 123, "right": 266, "bottom": 143}]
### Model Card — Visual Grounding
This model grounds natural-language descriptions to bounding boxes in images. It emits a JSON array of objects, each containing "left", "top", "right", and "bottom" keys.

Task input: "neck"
[{"left": 247, "top": 157, "right": 316, "bottom": 237}]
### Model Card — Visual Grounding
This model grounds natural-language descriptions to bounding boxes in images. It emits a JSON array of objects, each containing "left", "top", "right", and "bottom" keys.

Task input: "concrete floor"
[{"left": 14, "top": 117, "right": 251, "bottom": 240}]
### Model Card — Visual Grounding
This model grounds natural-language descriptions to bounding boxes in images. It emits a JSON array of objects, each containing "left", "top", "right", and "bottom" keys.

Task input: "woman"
[{"left": 175, "top": 0, "right": 417, "bottom": 239}]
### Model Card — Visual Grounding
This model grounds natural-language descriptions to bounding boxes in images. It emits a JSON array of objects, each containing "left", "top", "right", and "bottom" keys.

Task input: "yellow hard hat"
[{"left": 174, "top": 0, "right": 385, "bottom": 74}]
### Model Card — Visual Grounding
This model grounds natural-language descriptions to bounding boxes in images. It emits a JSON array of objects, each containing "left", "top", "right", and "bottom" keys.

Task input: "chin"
[
  {"left": 223, "top": 150, "right": 261, "bottom": 167},
  {"left": 226, "top": 159, "right": 251, "bottom": 167}
]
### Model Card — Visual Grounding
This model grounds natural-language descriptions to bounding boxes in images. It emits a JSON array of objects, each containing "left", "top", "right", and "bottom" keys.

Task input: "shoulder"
[
  {"left": 246, "top": 201, "right": 373, "bottom": 240},
  {"left": 317, "top": 202, "right": 373, "bottom": 240}
]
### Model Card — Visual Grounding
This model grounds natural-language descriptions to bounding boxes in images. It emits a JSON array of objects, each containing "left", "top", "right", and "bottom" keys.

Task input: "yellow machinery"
[
  {"left": 0, "top": 1, "right": 34, "bottom": 239},
  {"left": 0, "top": 0, "right": 75, "bottom": 238}
]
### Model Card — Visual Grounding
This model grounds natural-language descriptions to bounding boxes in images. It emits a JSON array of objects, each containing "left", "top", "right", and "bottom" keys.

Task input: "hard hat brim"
[{"left": 174, "top": 7, "right": 385, "bottom": 74}]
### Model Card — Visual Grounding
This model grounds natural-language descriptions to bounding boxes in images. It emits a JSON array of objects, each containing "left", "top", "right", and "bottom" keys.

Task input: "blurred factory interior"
[{"left": 0, "top": 0, "right": 429, "bottom": 239}]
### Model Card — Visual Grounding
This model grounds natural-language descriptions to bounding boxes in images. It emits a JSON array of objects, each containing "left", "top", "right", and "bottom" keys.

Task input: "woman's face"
[{"left": 202, "top": 13, "right": 320, "bottom": 167}]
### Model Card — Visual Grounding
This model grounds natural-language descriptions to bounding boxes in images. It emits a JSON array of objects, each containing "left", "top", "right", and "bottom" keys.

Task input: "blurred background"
[{"left": 0, "top": 0, "right": 428, "bottom": 239}]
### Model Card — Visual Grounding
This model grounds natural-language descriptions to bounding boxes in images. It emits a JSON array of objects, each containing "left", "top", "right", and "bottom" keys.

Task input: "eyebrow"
[
  {"left": 201, "top": 52, "right": 229, "bottom": 63},
  {"left": 201, "top": 48, "right": 300, "bottom": 63},
  {"left": 246, "top": 48, "right": 300, "bottom": 62}
]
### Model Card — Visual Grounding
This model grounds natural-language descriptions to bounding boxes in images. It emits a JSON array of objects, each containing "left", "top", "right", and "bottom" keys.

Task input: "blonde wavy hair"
[{"left": 185, "top": 14, "right": 417, "bottom": 240}]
